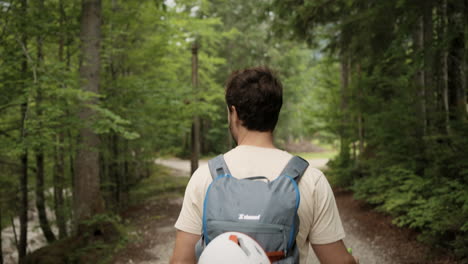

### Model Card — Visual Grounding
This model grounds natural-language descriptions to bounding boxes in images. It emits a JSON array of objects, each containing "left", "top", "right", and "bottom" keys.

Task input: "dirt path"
[
  {"left": 112, "top": 167, "right": 187, "bottom": 264},
  {"left": 112, "top": 159, "right": 457, "bottom": 264}
]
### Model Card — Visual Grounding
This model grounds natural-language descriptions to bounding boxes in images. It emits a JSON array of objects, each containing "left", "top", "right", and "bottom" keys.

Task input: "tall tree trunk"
[
  {"left": 339, "top": 54, "right": 350, "bottom": 163},
  {"left": 35, "top": 0, "right": 56, "bottom": 243},
  {"left": 74, "top": 0, "right": 104, "bottom": 230},
  {"left": 423, "top": 1, "right": 433, "bottom": 133},
  {"left": 356, "top": 63, "right": 364, "bottom": 156},
  {"left": 35, "top": 152, "right": 57, "bottom": 243},
  {"left": 191, "top": 42, "right": 200, "bottom": 175},
  {"left": 441, "top": 0, "right": 450, "bottom": 134},
  {"left": 100, "top": 137, "right": 110, "bottom": 209},
  {"left": 112, "top": 133, "right": 120, "bottom": 209},
  {"left": 413, "top": 16, "right": 427, "bottom": 136},
  {"left": 53, "top": 134, "right": 68, "bottom": 239},
  {"left": 121, "top": 139, "right": 129, "bottom": 208},
  {"left": 19, "top": 94, "right": 28, "bottom": 262},
  {"left": 53, "top": 0, "right": 69, "bottom": 239},
  {"left": 18, "top": 0, "right": 29, "bottom": 260},
  {"left": 54, "top": 0, "right": 68, "bottom": 236},
  {"left": 0, "top": 206, "right": 3, "bottom": 264},
  {"left": 447, "top": 0, "right": 467, "bottom": 122}
]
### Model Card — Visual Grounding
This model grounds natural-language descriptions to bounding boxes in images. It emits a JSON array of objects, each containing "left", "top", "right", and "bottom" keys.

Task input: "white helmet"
[{"left": 198, "top": 232, "right": 271, "bottom": 264}]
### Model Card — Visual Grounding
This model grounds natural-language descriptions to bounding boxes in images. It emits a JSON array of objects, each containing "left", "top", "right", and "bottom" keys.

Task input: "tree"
[
  {"left": 33, "top": 0, "right": 57, "bottom": 243},
  {"left": 18, "top": 0, "right": 30, "bottom": 260},
  {"left": 74, "top": 0, "right": 104, "bottom": 228},
  {"left": 269, "top": 0, "right": 468, "bottom": 258}
]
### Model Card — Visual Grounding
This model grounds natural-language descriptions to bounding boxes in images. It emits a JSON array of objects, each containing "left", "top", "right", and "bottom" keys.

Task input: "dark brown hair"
[{"left": 225, "top": 66, "right": 283, "bottom": 132}]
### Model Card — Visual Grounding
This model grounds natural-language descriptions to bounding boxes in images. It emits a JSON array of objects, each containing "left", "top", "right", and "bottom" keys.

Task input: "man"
[{"left": 171, "top": 67, "right": 358, "bottom": 264}]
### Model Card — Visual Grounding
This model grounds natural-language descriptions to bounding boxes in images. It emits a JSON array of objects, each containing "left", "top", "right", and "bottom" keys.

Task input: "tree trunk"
[
  {"left": 191, "top": 42, "right": 200, "bottom": 175},
  {"left": 35, "top": 0, "right": 57, "bottom": 243},
  {"left": 74, "top": 0, "right": 104, "bottom": 230},
  {"left": 53, "top": 134, "right": 68, "bottom": 239},
  {"left": 53, "top": 0, "right": 68, "bottom": 239},
  {"left": 121, "top": 139, "right": 129, "bottom": 208},
  {"left": 355, "top": 63, "right": 364, "bottom": 157},
  {"left": 441, "top": 0, "right": 451, "bottom": 134},
  {"left": 339, "top": 54, "right": 350, "bottom": 163},
  {"left": 423, "top": 1, "right": 433, "bottom": 133},
  {"left": 19, "top": 108, "right": 28, "bottom": 262},
  {"left": 112, "top": 133, "right": 120, "bottom": 209},
  {"left": 36, "top": 152, "right": 57, "bottom": 243},
  {"left": 447, "top": 0, "right": 467, "bottom": 122},
  {"left": 0, "top": 206, "right": 3, "bottom": 264},
  {"left": 413, "top": 16, "right": 427, "bottom": 136},
  {"left": 18, "top": 0, "right": 29, "bottom": 260}
]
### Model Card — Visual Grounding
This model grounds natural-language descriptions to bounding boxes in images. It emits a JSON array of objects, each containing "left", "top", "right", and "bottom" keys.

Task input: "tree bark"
[
  {"left": 413, "top": 15, "right": 427, "bottom": 137},
  {"left": 423, "top": 1, "right": 433, "bottom": 133},
  {"left": 35, "top": 0, "right": 57, "bottom": 243},
  {"left": 447, "top": 0, "right": 467, "bottom": 122},
  {"left": 191, "top": 42, "right": 200, "bottom": 175},
  {"left": 19, "top": 98, "right": 28, "bottom": 262},
  {"left": 52, "top": 0, "right": 69, "bottom": 239},
  {"left": 18, "top": 0, "right": 29, "bottom": 261},
  {"left": 0, "top": 206, "right": 3, "bottom": 264},
  {"left": 121, "top": 139, "right": 129, "bottom": 208},
  {"left": 339, "top": 54, "right": 350, "bottom": 162},
  {"left": 74, "top": 0, "right": 104, "bottom": 230},
  {"left": 441, "top": 0, "right": 450, "bottom": 134},
  {"left": 112, "top": 133, "right": 120, "bottom": 209},
  {"left": 53, "top": 134, "right": 68, "bottom": 239},
  {"left": 36, "top": 152, "right": 57, "bottom": 243},
  {"left": 356, "top": 64, "right": 364, "bottom": 156}
]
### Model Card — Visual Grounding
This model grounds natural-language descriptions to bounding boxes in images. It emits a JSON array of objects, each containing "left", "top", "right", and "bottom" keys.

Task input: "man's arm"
[
  {"left": 312, "top": 240, "right": 358, "bottom": 264},
  {"left": 170, "top": 230, "right": 200, "bottom": 264}
]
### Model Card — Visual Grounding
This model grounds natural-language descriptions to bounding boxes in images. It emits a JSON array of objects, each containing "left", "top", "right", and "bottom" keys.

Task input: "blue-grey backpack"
[{"left": 195, "top": 154, "right": 309, "bottom": 263}]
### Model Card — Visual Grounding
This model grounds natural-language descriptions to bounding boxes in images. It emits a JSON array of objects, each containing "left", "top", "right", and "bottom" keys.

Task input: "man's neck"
[{"left": 236, "top": 129, "right": 276, "bottom": 149}]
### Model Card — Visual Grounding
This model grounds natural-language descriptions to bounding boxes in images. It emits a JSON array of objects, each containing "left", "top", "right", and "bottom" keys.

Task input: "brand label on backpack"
[{"left": 238, "top": 214, "right": 261, "bottom": 220}]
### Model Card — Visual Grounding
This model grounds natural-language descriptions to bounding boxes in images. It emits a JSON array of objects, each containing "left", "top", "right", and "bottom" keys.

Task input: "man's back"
[
  {"left": 175, "top": 145, "right": 345, "bottom": 263},
  {"left": 171, "top": 67, "right": 356, "bottom": 264}
]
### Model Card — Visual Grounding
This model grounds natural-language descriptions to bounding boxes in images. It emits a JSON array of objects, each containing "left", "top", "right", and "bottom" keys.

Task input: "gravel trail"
[
  {"left": 112, "top": 158, "right": 456, "bottom": 264},
  {"left": 151, "top": 158, "right": 380, "bottom": 264}
]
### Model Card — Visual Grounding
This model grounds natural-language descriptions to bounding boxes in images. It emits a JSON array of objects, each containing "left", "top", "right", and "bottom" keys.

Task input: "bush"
[
  {"left": 24, "top": 213, "right": 128, "bottom": 264},
  {"left": 352, "top": 165, "right": 468, "bottom": 259}
]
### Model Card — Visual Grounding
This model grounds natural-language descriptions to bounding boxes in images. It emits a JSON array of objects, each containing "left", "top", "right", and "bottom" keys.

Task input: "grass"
[
  {"left": 129, "top": 164, "right": 189, "bottom": 205},
  {"left": 293, "top": 150, "right": 338, "bottom": 160}
]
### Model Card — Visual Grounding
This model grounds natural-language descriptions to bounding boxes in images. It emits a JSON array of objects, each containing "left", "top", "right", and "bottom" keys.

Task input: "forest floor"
[{"left": 111, "top": 158, "right": 459, "bottom": 264}]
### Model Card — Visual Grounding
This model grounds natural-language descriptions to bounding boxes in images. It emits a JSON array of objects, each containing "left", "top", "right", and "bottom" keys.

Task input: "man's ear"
[{"left": 230, "top": 106, "right": 239, "bottom": 124}]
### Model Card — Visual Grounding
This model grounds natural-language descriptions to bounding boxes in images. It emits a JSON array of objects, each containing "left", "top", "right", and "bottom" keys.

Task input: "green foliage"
[
  {"left": 353, "top": 166, "right": 468, "bottom": 258},
  {"left": 72, "top": 213, "right": 128, "bottom": 263},
  {"left": 271, "top": 0, "right": 468, "bottom": 260},
  {"left": 24, "top": 212, "right": 128, "bottom": 264}
]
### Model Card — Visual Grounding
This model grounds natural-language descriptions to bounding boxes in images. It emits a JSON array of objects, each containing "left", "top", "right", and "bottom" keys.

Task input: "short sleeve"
[
  {"left": 308, "top": 173, "right": 345, "bottom": 244},
  {"left": 174, "top": 165, "right": 211, "bottom": 235}
]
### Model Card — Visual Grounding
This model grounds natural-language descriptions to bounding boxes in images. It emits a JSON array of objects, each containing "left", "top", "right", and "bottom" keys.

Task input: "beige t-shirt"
[{"left": 175, "top": 145, "right": 345, "bottom": 263}]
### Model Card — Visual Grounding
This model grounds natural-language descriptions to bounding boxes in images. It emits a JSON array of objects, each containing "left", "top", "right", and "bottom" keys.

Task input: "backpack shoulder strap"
[
  {"left": 280, "top": 156, "right": 309, "bottom": 182},
  {"left": 208, "top": 154, "right": 231, "bottom": 180}
]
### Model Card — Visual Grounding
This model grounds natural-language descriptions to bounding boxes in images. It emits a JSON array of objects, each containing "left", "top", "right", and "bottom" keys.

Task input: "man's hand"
[
  {"left": 170, "top": 230, "right": 200, "bottom": 264},
  {"left": 312, "top": 240, "right": 358, "bottom": 264}
]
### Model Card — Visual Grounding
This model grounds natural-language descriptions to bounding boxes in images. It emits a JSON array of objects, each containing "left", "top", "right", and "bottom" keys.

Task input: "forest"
[{"left": 0, "top": 0, "right": 467, "bottom": 263}]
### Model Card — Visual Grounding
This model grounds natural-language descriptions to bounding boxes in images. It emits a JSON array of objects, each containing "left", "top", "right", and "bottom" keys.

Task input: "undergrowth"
[
  {"left": 328, "top": 154, "right": 468, "bottom": 261},
  {"left": 129, "top": 164, "right": 188, "bottom": 204}
]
